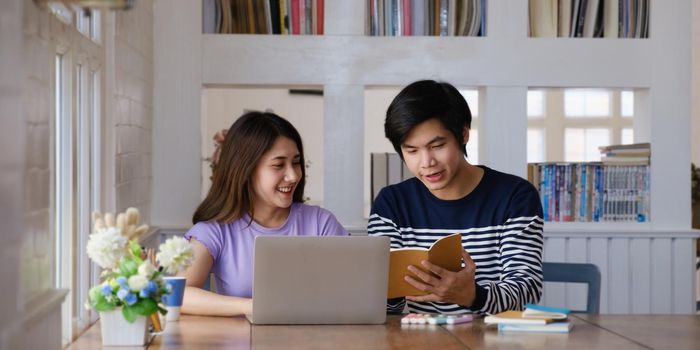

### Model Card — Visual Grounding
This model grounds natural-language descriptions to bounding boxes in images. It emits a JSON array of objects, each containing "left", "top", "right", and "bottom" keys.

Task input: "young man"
[{"left": 368, "top": 80, "right": 544, "bottom": 315}]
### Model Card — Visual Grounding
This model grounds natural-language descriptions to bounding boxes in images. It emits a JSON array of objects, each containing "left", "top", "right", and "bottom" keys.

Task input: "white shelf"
[
  {"left": 152, "top": 0, "right": 697, "bottom": 315},
  {"left": 154, "top": 0, "right": 693, "bottom": 231},
  {"left": 544, "top": 222, "right": 700, "bottom": 237},
  {"left": 202, "top": 35, "right": 653, "bottom": 87}
]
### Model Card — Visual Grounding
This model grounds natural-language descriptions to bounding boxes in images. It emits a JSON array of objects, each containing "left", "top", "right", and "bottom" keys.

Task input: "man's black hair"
[{"left": 384, "top": 80, "right": 472, "bottom": 158}]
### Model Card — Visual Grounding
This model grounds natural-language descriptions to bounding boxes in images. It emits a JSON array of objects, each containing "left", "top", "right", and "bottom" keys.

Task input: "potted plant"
[{"left": 85, "top": 208, "right": 194, "bottom": 346}]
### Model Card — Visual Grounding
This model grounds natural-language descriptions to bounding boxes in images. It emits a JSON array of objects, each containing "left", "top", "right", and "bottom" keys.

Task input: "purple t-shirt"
[{"left": 184, "top": 203, "right": 348, "bottom": 298}]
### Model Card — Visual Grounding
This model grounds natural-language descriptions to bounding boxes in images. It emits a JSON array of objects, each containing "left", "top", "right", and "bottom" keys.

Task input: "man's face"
[{"left": 400, "top": 118, "right": 469, "bottom": 199}]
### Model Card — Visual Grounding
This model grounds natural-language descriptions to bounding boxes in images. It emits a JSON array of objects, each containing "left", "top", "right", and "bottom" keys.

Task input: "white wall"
[
  {"left": 152, "top": 0, "right": 202, "bottom": 228},
  {"left": 693, "top": 1, "right": 700, "bottom": 167},
  {"left": 363, "top": 88, "right": 401, "bottom": 214},
  {"left": 113, "top": 0, "right": 155, "bottom": 221},
  {"left": 0, "top": 0, "right": 27, "bottom": 347},
  {"left": 0, "top": 0, "right": 68, "bottom": 348},
  {"left": 18, "top": 0, "right": 54, "bottom": 304}
]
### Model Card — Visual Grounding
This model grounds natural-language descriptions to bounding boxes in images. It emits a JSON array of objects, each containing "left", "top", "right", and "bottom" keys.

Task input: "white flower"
[
  {"left": 128, "top": 275, "right": 149, "bottom": 292},
  {"left": 156, "top": 236, "right": 195, "bottom": 275},
  {"left": 86, "top": 227, "right": 127, "bottom": 269},
  {"left": 138, "top": 260, "right": 156, "bottom": 279}
]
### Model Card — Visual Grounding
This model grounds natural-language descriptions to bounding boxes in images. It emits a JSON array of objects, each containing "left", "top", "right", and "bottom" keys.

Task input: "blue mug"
[{"left": 162, "top": 276, "right": 186, "bottom": 321}]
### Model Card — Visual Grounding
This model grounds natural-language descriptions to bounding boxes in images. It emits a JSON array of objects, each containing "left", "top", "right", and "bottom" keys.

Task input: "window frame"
[
  {"left": 527, "top": 88, "right": 634, "bottom": 163},
  {"left": 50, "top": 12, "right": 106, "bottom": 345}
]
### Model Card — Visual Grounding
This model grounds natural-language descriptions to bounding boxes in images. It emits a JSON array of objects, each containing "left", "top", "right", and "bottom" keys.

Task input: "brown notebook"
[{"left": 387, "top": 233, "right": 463, "bottom": 298}]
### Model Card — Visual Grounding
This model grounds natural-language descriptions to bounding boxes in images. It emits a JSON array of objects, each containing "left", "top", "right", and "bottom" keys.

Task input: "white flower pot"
[{"left": 99, "top": 309, "right": 149, "bottom": 346}]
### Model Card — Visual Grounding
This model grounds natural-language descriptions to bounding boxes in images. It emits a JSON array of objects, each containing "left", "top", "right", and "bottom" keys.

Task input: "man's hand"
[{"left": 404, "top": 249, "right": 477, "bottom": 306}]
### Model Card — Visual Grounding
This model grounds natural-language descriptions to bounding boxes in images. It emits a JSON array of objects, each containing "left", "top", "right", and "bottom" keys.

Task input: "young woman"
[{"left": 180, "top": 111, "right": 348, "bottom": 316}]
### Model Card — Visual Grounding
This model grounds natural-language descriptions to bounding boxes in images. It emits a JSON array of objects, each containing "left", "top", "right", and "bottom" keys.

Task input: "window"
[
  {"left": 527, "top": 128, "right": 545, "bottom": 162},
  {"left": 527, "top": 90, "right": 545, "bottom": 118},
  {"left": 74, "top": 7, "right": 101, "bottom": 43},
  {"left": 621, "top": 128, "right": 634, "bottom": 145},
  {"left": 54, "top": 54, "right": 69, "bottom": 291},
  {"left": 621, "top": 90, "right": 634, "bottom": 118},
  {"left": 564, "top": 89, "right": 611, "bottom": 117},
  {"left": 461, "top": 89, "right": 479, "bottom": 165},
  {"left": 466, "top": 129, "right": 479, "bottom": 165},
  {"left": 53, "top": 55, "right": 104, "bottom": 348},
  {"left": 54, "top": 53, "right": 73, "bottom": 346},
  {"left": 461, "top": 90, "right": 479, "bottom": 117},
  {"left": 528, "top": 89, "right": 634, "bottom": 163},
  {"left": 49, "top": 3, "right": 73, "bottom": 25},
  {"left": 564, "top": 128, "right": 610, "bottom": 162},
  {"left": 90, "top": 10, "right": 102, "bottom": 43},
  {"left": 48, "top": 6, "right": 106, "bottom": 345}
]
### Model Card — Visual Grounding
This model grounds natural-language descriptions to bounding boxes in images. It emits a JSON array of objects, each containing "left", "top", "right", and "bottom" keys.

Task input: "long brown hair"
[{"left": 193, "top": 111, "right": 306, "bottom": 224}]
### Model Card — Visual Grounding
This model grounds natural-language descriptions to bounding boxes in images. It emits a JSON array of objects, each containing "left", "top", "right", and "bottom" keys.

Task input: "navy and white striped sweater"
[{"left": 368, "top": 166, "right": 544, "bottom": 315}]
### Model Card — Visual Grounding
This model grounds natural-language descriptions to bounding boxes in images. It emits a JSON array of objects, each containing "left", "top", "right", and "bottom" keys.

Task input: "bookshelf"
[
  {"left": 153, "top": 0, "right": 697, "bottom": 314},
  {"left": 200, "top": 1, "right": 691, "bottom": 229}
]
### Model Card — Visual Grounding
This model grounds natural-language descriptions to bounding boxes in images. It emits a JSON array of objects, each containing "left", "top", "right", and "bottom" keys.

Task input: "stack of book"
[
  {"left": 367, "top": 0, "right": 487, "bottom": 37},
  {"left": 529, "top": 0, "right": 650, "bottom": 38},
  {"left": 203, "top": 0, "right": 324, "bottom": 35},
  {"left": 599, "top": 142, "right": 650, "bottom": 165},
  {"left": 527, "top": 160, "right": 651, "bottom": 223},
  {"left": 484, "top": 304, "right": 573, "bottom": 333}
]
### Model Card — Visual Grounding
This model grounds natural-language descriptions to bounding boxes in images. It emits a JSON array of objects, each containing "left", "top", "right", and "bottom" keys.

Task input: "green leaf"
[
  {"left": 119, "top": 257, "right": 139, "bottom": 277},
  {"left": 89, "top": 285, "right": 103, "bottom": 302},
  {"left": 128, "top": 240, "right": 144, "bottom": 266},
  {"left": 138, "top": 298, "right": 158, "bottom": 316},
  {"left": 122, "top": 305, "right": 138, "bottom": 323},
  {"left": 129, "top": 240, "right": 142, "bottom": 258},
  {"left": 95, "top": 299, "right": 114, "bottom": 312},
  {"left": 89, "top": 286, "right": 115, "bottom": 312},
  {"left": 130, "top": 298, "right": 159, "bottom": 317}
]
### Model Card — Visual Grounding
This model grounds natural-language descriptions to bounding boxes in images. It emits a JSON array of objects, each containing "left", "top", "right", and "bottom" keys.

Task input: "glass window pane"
[
  {"left": 527, "top": 90, "right": 544, "bottom": 118},
  {"left": 564, "top": 128, "right": 585, "bottom": 162},
  {"left": 621, "top": 90, "right": 634, "bottom": 118},
  {"left": 564, "top": 90, "right": 585, "bottom": 117},
  {"left": 54, "top": 55, "right": 64, "bottom": 288},
  {"left": 75, "top": 7, "right": 90, "bottom": 36},
  {"left": 90, "top": 10, "right": 102, "bottom": 43},
  {"left": 564, "top": 89, "right": 611, "bottom": 118},
  {"left": 586, "top": 91, "right": 611, "bottom": 116},
  {"left": 565, "top": 128, "right": 609, "bottom": 162},
  {"left": 466, "top": 129, "right": 478, "bottom": 165},
  {"left": 460, "top": 90, "right": 478, "bottom": 117},
  {"left": 585, "top": 128, "right": 610, "bottom": 161},
  {"left": 49, "top": 3, "right": 72, "bottom": 24},
  {"left": 527, "top": 128, "right": 545, "bottom": 163},
  {"left": 621, "top": 128, "right": 634, "bottom": 144}
]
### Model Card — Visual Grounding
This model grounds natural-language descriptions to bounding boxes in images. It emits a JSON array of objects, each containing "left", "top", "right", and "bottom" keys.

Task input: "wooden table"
[
  {"left": 66, "top": 314, "right": 700, "bottom": 349},
  {"left": 576, "top": 314, "right": 700, "bottom": 350}
]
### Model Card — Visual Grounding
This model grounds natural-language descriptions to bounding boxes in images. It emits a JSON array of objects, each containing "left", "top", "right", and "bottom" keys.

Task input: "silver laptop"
[{"left": 246, "top": 235, "right": 390, "bottom": 325}]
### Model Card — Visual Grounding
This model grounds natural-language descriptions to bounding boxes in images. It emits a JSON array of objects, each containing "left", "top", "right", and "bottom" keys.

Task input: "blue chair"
[{"left": 542, "top": 262, "right": 601, "bottom": 314}]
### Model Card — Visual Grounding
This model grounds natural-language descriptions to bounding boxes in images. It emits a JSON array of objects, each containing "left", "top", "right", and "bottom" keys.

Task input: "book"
[
  {"left": 387, "top": 233, "right": 463, "bottom": 298},
  {"left": 529, "top": 0, "right": 558, "bottom": 37},
  {"left": 522, "top": 304, "right": 570, "bottom": 320},
  {"left": 484, "top": 310, "right": 554, "bottom": 325},
  {"left": 486, "top": 305, "right": 570, "bottom": 331},
  {"left": 499, "top": 321, "right": 573, "bottom": 333},
  {"left": 598, "top": 142, "right": 650, "bottom": 152}
]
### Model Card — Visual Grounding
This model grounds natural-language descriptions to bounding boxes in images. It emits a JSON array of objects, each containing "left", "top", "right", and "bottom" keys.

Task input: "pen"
[{"left": 446, "top": 315, "right": 473, "bottom": 325}]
